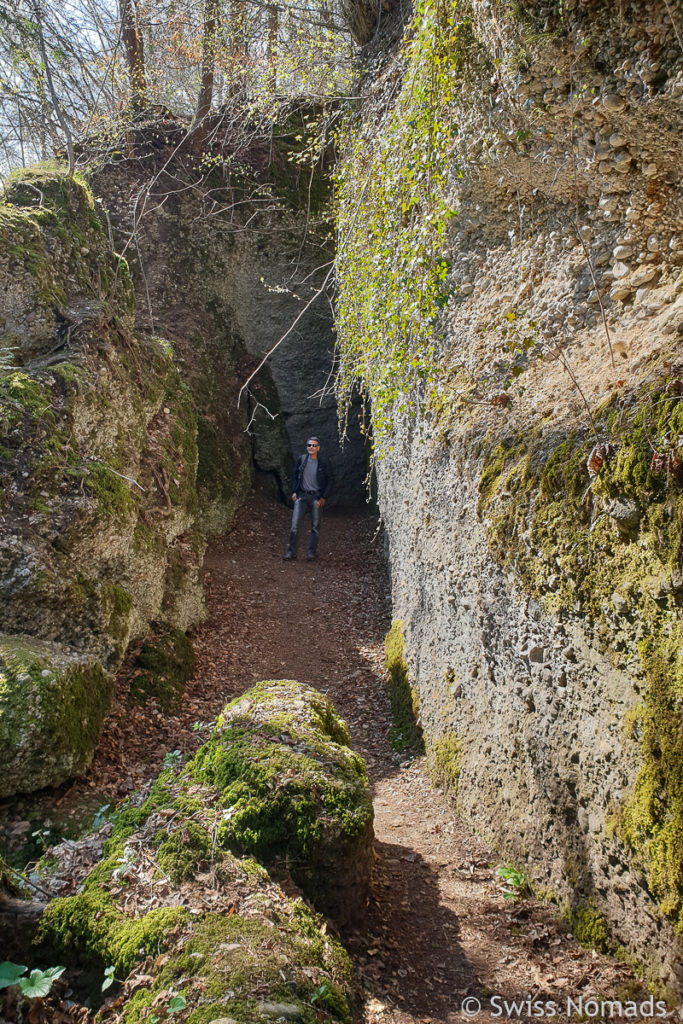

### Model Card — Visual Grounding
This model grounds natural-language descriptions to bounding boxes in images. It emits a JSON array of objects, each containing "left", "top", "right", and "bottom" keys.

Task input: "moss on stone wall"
[
  {"left": 428, "top": 732, "right": 462, "bottom": 795},
  {"left": 618, "top": 623, "right": 683, "bottom": 927},
  {"left": 476, "top": 364, "right": 683, "bottom": 930},
  {"left": 384, "top": 620, "right": 424, "bottom": 751},
  {"left": 567, "top": 901, "right": 613, "bottom": 954},
  {"left": 0, "top": 637, "right": 111, "bottom": 797}
]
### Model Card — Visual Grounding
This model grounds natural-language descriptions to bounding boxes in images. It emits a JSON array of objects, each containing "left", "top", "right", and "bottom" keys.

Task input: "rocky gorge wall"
[
  {"left": 339, "top": 0, "right": 683, "bottom": 995},
  {"left": 0, "top": 166, "right": 218, "bottom": 796}
]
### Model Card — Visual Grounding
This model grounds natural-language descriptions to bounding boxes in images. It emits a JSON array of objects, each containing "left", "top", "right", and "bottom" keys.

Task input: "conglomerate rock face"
[{"left": 357, "top": 0, "right": 682, "bottom": 996}]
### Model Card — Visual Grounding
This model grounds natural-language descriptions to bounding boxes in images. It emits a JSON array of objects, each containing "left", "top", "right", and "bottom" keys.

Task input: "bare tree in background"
[
  {"left": 0, "top": 0, "right": 365, "bottom": 177},
  {"left": 266, "top": 1, "right": 278, "bottom": 93},
  {"left": 120, "top": 0, "right": 147, "bottom": 109},
  {"left": 191, "top": 0, "right": 220, "bottom": 153}
]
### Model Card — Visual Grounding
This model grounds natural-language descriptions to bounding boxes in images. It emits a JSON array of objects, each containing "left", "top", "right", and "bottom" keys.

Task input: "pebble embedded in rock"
[
  {"left": 630, "top": 264, "right": 657, "bottom": 287},
  {"left": 610, "top": 284, "right": 633, "bottom": 301},
  {"left": 258, "top": 1003, "right": 302, "bottom": 1020},
  {"left": 602, "top": 94, "right": 627, "bottom": 112}
]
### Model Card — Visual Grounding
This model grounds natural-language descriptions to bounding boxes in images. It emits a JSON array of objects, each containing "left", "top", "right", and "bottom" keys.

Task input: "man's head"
[{"left": 306, "top": 437, "right": 320, "bottom": 459}]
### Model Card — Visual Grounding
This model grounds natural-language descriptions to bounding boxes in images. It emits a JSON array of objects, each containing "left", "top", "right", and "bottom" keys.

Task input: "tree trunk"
[
  {"left": 32, "top": 0, "right": 75, "bottom": 173},
  {"left": 341, "top": 0, "right": 377, "bottom": 45},
  {"left": 227, "top": 0, "right": 246, "bottom": 100},
  {"left": 266, "top": 2, "right": 278, "bottom": 94},
  {"left": 120, "top": 0, "right": 146, "bottom": 109},
  {"left": 192, "top": 0, "right": 220, "bottom": 154}
]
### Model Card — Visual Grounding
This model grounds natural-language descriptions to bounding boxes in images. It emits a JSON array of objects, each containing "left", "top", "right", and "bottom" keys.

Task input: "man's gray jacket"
[{"left": 291, "top": 454, "right": 334, "bottom": 498}]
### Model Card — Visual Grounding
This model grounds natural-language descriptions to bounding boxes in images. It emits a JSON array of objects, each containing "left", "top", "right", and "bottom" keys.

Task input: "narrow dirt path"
[
  {"left": 189, "top": 494, "right": 645, "bottom": 1024},
  {"left": 2, "top": 491, "right": 646, "bottom": 1023},
  {"left": 167, "top": 493, "right": 647, "bottom": 1024}
]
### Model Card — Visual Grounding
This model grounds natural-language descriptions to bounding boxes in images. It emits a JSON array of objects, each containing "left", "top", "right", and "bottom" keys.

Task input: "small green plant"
[
  {"left": 101, "top": 964, "right": 117, "bottom": 992},
  {"left": 162, "top": 749, "right": 183, "bottom": 770},
  {"left": 29, "top": 827, "right": 52, "bottom": 854},
  {"left": 0, "top": 961, "right": 65, "bottom": 998},
  {"left": 496, "top": 865, "right": 529, "bottom": 899},
  {"left": 311, "top": 983, "right": 329, "bottom": 1005},
  {"left": 93, "top": 803, "right": 111, "bottom": 829},
  {"left": 147, "top": 992, "right": 188, "bottom": 1020},
  {"left": 192, "top": 719, "right": 215, "bottom": 732}
]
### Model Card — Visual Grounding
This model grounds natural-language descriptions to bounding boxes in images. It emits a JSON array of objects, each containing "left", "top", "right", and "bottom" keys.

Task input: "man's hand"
[
  {"left": 316, "top": 497, "right": 326, "bottom": 508},
  {"left": 292, "top": 493, "right": 298, "bottom": 502}
]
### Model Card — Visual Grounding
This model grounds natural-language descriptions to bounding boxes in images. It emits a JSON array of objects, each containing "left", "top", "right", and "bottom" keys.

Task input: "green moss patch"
[
  {"left": 129, "top": 625, "right": 195, "bottom": 712},
  {"left": 567, "top": 901, "right": 613, "bottom": 954},
  {"left": 36, "top": 891, "right": 187, "bottom": 976},
  {"left": 155, "top": 821, "right": 210, "bottom": 884},
  {"left": 384, "top": 620, "right": 424, "bottom": 751},
  {"left": 618, "top": 623, "right": 683, "bottom": 927}
]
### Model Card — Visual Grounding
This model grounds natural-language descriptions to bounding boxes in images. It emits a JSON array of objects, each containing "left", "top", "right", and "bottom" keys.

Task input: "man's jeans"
[{"left": 288, "top": 494, "right": 321, "bottom": 556}]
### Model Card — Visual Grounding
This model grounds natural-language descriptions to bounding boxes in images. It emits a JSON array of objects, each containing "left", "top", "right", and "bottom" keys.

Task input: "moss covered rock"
[
  {"left": 53, "top": 681, "right": 373, "bottom": 925},
  {"left": 0, "top": 163, "right": 133, "bottom": 365},
  {"left": 37, "top": 852, "right": 353, "bottom": 1024},
  {"left": 0, "top": 165, "right": 216, "bottom": 796},
  {"left": 189, "top": 680, "right": 374, "bottom": 923},
  {"left": 0, "top": 635, "right": 110, "bottom": 796},
  {"left": 33, "top": 688, "right": 363, "bottom": 1022}
]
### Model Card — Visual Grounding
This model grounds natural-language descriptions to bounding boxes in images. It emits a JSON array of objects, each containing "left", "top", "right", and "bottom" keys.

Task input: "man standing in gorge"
[{"left": 283, "top": 437, "right": 334, "bottom": 562}]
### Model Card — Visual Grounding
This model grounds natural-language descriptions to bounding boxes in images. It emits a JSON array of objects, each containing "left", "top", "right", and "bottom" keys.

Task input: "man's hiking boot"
[
  {"left": 283, "top": 532, "right": 298, "bottom": 560},
  {"left": 306, "top": 552, "right": 316, "bottom": 562}
]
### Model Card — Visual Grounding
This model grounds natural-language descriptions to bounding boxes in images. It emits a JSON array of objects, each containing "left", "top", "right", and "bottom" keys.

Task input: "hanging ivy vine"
[{"left": 334, "top": 0, "right": 467, "bottom": 453}]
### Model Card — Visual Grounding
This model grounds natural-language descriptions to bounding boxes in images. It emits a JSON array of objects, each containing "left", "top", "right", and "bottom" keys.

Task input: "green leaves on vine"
[{"left": 334, "top": 0, "right": 466, "bottom": 453}]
